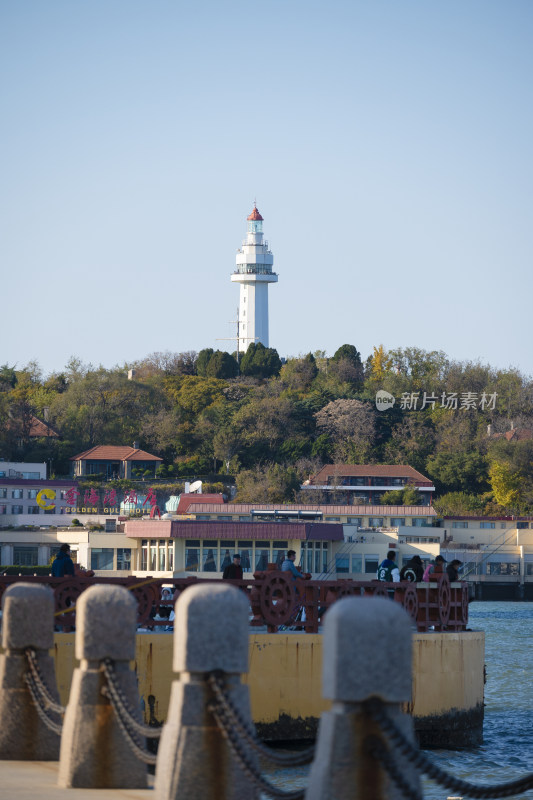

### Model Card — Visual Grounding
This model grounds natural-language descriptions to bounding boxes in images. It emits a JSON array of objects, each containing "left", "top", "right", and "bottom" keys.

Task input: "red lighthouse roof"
[{"left": 247, "top": 205, "right": 263, "bottom": 221}]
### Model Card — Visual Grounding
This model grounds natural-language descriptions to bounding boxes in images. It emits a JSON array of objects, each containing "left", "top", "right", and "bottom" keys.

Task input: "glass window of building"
[
  {"left": 347, "top": 517, "right": 362, "bottom": 526},
  {"left": 238, "top": 541, "right": 253, "bottom": 572},
  {"left": 412, "top": 518, "right": 428, "bottom": 527},
  {"left": 452, "top": 521, "right": 468, "bottom": 528},
  {"left": 0, "top": 505, "right": 6, "bottom": 514},
  {"left": 0, "top": 489, "right": 6, "bottom": 498},
  {"left": 11, "top": 489, "right": 23, "bottom": 499},
  {"left": 91, "top": 548, "right": 114, "bottom": 570},
  {"left": 273, "top": 541, "right": 287, "bottom": 569},
  {"left": 255, "top": 541, "right": 270, "bottom": 571},
  {"left": 351, "top": 555, "right": 363, "bottom": 573},
  {"left": 335, "top": 554, "right": 349, "bottom": 573},
  {"left": 149, "top": 542, "right": 157, "bottom": 571},
  {"left": 12, "top": 505, "right": 23, "bottom": 514},
  {"left": 487, "top": 561, "right": 519, "bottom": 575},
  {"left": 185, "top": 540, "right": 200, "bottom": 571},
  {"left": 516, "top": 521, "right": 529, "bottom": 529},
  {"left": 117, "top": 548, "right": 131, "bottom": 570},
  {"left": 159, "top": 543, "right": 166, "bottom": 571},
  {"left": 27, "top": 505, "right": 40, "bottom": 515},
  {"left": 480, "top": 522, "right": 496, "bottom": 529},
  {"left": 14, "top": 546, "right": 38, "bottom": 566},
  {"left": 202, "top": 544, "right": 218, "bottom": 572},
  {"left": 368, "top": 518, "right": 384, "bottom": 528},
  {"left": 326, "top": 516, "right": 340, "bottom": 522},
  {"left": 390, "top": 518, "right": 404, "bottom": 527},
  {"left": 364, "top": 555, "right": 379, "bottom": 574},
  {"left": 27, "top": 489, "right": 38, "bottom": 499}
]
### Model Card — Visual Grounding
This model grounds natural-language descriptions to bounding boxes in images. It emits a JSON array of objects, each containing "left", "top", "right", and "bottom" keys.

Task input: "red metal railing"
[{"left": 0, "top": 572, "right": 468, "bottom": 633}]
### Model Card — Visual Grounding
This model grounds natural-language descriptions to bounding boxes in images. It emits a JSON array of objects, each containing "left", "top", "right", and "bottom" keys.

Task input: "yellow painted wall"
[{"left": 51, "top": 630, "right": 484, "bottom": 726}]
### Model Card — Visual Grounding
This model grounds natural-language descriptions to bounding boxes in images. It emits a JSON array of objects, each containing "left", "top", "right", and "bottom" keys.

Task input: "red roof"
[
  {"left": 125, "top": 520, "right": 343, "bottom": 541},
  {"left": 247, "top": 205, "right": 263, "bottom": 221},
  {"left": 310, "top": 464, "right": 433, "bottom": 485},
  {"left": 29, "top": 416, "right": 59, "bottom": 438},
  {"left": 177, "top": 494, "right": 226, "bottom": 513},
  {"left": 70, "top": 445, "right": 162, "bottom": 462}
]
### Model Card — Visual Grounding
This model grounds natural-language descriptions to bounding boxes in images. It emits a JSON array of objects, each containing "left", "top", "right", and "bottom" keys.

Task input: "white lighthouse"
[{"left": 231, "top": 205, "right": 278, "bottom": 353}]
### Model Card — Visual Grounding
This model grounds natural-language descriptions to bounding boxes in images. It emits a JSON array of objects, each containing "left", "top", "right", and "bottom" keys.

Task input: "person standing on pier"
[
  {"left": 223, "top": 553, "right": 243, "bottom": 580},
  {"left": 377, "top": 550, "right": 401, "bottom": 583},
  {"left": 52, "top": 544, "right": 75, "bottom": 577}
]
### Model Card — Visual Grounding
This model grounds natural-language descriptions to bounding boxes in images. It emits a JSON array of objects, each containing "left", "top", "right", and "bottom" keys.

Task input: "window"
[
  {"left": 326, "top": 516, "right": 340, "bottom": 522},
  {"left": 517, "top": 522, "right": 529, "bottom": 529},
  {"left": 22, "top": 472, "right": 40, "bottom": 479},
  {"left": 364, "top": 555, "right": 379, "bottom": 574},
  {"left": 185, "top": 540, "right": 200, "bottom": 571},
  {"left": 347, "top": 517, "right": 362, "bottom": 526},
  {"left": 202, "top": 545, "right": 218, "bottom": 572},
  {"left": 91, "top": 548, "right": 114, "bottom": 570},
  {"left": 27, "top": 505, "right": 40, "bottom": 515},
  {"left": 238, "top": 541, "right": 253, "bottom": 572},
  {"left": 335, "top": 555, "right": 349, "bottom": 573},
  {"left": 11, "top": 489, "right": 23, "bottom": 499},
  {"left": 117, "top": 549, "right": 131, "bottom": 571},
  {"left": 12, "top": 505, "right": 23, "bottom": 514},
  {"left": 27, "top": 489, "right": 38, "bottom": 499},
  {"left": 452, "top": 521, "right": 468, "bottom": 528},
  {"left": 239, "top": 516, "right": 250, "bottom": 522},
  {"left": 13, "top": 546, "right": 39, "bottom": 566},
  {"left": 351, "top": 555, "right": 363, "bottom": 573},
  {"left": 0, "top": 505, "right": 6, "bottom": 514},
  {"left": 526, "top": 563, "right": 533, "bottom": 576},
  {"left": 487, "top": 562, "right": 519, "bottom": 576},
  {"left": 480, "top": 522, "right": 495, "bottom": 529},
  {"left": 0, "top": 489, "right": 6, "bottom": 498},
  {"left": 412, "top": 518, "right": 428, "bottom": 528},
  {"left": 390, "top": 518, "right": 404, "bottom": 527},
  {"left": 368, "top": 518, "right": 384, "bottom": 528}
]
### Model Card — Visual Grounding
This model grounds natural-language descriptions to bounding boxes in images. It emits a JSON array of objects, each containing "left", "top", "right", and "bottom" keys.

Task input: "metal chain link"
[
  {"left": 207, "top": 671, "right": 315, "bottom": 767},
  {"left": 25, "top": 648, "right": 65, "bottom": 715},
  {"left": 24, "top": 671, "right": 63, "bottom": 736},
  {"left": 102, "top": 659, "right": 161, "bottom": 739},
  {"left": 365, "top": 697, "right": 533, "bottom": 799},
  {"left": 208, "top": 695, "right": 306, "bottom": 800},
  {"left": 364, "top": 735, "right": 423, "bottom": 800},
  {"left": 101, "top": 686, "right": 157, "bottom": 766}
]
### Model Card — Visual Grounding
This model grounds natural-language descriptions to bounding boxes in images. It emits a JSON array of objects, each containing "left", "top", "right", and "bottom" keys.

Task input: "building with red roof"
[{"left": 70, "top": 445, "right": 162, "bottom": 480}]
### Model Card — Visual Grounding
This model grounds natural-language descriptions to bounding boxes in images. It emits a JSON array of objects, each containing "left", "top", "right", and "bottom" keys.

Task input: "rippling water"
[{"left": 262, "top": 601, "right": 533, "bottom": 799}]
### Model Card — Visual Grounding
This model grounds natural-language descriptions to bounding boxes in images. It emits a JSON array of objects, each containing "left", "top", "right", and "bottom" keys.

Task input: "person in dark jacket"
[
  {"left": 446, "top": 559, "right": 463, "bottom": 582},
  {"left": 223, "top": 554, "right": 243, "bottom": 580},
  {"left": 400, "top": 554, "right": 424, "bottom": 582},
  {"left": 52, "top": 544, "right": 75, "bottom": 577}
]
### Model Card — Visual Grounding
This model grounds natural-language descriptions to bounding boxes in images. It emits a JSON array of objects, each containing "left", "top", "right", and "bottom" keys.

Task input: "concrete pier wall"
[{"left": 51, "top": 629, "right": 484, "bottom": 748}]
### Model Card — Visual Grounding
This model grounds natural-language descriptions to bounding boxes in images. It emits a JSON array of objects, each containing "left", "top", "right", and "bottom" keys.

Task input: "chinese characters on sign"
[
  {"left": 399, "top": 391, "right": 498, "bottom": 411},
  {"left": 375, "top": 389, "right": 498, "bottom": 412}
]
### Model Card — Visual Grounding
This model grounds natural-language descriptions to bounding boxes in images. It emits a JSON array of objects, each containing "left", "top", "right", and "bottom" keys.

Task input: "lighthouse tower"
[{"left": 231, "top": 205, "right": 278, "bottom": 353}]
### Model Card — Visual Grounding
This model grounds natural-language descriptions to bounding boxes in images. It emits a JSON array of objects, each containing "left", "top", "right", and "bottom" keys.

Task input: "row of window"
[
  {"left": 452, "top": 522, "right": 531, "bottom": 529},
  {"left": 0, "top": 505, "right": 55, "bottom": 515}
]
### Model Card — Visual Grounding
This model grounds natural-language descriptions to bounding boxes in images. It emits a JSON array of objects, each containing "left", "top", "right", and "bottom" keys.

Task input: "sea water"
[{"left": 263, "top": 601, "right": 533, "bottom": 799}]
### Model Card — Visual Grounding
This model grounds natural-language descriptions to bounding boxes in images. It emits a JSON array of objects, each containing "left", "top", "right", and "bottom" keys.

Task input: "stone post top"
[
  {"left": 2, "top": 582, "right": 56, "bottom": 651},
  {"left": 323, "top": 597, "right": 413, "bottom": 704},
  {"left": 76, "top": 584, "right": 138, "bottom": 662},
  {"left": 174, "top": 583, "right": 250, "bottom": 674}
]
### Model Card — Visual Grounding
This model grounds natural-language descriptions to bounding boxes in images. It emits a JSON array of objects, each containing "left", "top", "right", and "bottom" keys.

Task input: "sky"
[{"left": 2, "top": 0, "right": 533, "bottom": 378}]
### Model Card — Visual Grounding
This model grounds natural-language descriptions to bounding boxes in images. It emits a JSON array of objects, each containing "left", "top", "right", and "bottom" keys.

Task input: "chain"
[
  {"left": 101, "top": 686, "right": 157, "bottom": 766},
  {"left": 24, "top": 671, "right": 63, "bottom": 736},
  {"left": 364, "top": 735, "right": 422, "bottom": 800},
  {"left": 207, "top": 672, "right": 315, "bottom": 767},
  {"left": 25, "top": 648, "right": 65, "bottom": 715},
  {"left": 365, "top": 697, "right": 533, "bottom": 799},
  {"left": 208, "top": 696, "right": 306, "bottom": 800},
  {"left": 102, "top": 659, "right": 161, "bottom": 739}
]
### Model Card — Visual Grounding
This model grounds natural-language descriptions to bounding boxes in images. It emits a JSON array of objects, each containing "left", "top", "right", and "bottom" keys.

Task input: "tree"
[
  {"left": 433, "top": 492, "right": 485, "bottom": 517},
  {"left": 425, "top": 451, "right": 489, "bottom": 495},
  {"left": 314, "top": 399, "right": 377, "bottom": 462},
  {"left": 240, "top": 343, "right": 281, "bottom": 379},
  {"left": 332, "top": 344, "right": 362, "bottom": 366},
  {"left": 488, "top": 461, "right": 522, "bottom": 509},
  {"left": 196, "top": 349, "right": 215, "bottom": 377},
  {"left": 204, "top": 351, "right": 239, "bottom": 379},
  {"left": 279, "top": 354, "right": 318, "bottom": 392}
]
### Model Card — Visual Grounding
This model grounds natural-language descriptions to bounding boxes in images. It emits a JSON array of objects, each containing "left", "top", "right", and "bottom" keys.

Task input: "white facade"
[{"left": 231, "top": 205, "right": 278, "bottom": 353}]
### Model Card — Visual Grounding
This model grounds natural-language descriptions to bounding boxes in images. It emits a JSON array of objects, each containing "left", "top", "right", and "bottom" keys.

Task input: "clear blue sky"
[{"left": 2, "top": 0, "right": 532, "bottom": 377}]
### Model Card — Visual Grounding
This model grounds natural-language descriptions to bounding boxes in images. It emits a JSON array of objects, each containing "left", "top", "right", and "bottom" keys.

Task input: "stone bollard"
[
  {"left": 0, "top": 582, "right": 60, "bottom": 759},
  {"left": 306, "top": 597, "right": 422, "bottom": 800},
  {"left": 58, "top": 584, "right": 147, "bottom": 788},
  {"left": 155, "top": 583, "right": 259, "bottom": 800}
]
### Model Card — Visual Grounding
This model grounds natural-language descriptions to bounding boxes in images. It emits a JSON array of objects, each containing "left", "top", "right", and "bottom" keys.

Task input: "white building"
[{"left": 231, "top": 205, "right": 278, "bottom": 353}]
